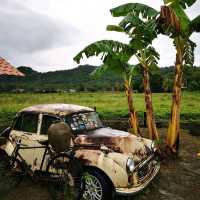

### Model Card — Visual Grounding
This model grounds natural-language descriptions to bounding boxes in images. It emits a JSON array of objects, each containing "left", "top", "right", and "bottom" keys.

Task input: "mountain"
[
  {"left": 0, "top": 65, "right": 200, "bottom": 92},
  {"left": 17, "top": 66, "right": 39, "bottom": 76},
  {"left": 0, "top": 65, "right": 123, "bottom": 92}
]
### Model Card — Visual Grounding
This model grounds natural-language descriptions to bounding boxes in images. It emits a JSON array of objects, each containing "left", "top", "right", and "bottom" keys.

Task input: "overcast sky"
[{"left": 0, "top": 0, "right": 199, "bottom": 72}]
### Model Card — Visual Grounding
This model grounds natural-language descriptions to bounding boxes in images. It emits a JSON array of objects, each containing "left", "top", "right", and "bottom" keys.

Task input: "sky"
[{"left": 0, "top": 0, "right": 199, "bottom": 72}]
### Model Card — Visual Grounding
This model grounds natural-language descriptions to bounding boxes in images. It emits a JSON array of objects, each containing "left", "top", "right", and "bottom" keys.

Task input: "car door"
[
  {"left": 10, "top": 112, "right": 39, "bottom": 169},
  {"left": 33, "top": 114, "right": 61, "bottom": 171}
]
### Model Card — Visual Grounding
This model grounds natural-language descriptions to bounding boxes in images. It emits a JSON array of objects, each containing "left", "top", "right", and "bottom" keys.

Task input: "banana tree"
[
  {"left": 107, "top": 3, "right": 160, "bottom": 141},
  {"left": 73, "top": 40, "right": 141, "bottom": 135},
  {"left": 135, "top": 47, "right": 160, "bottom": 141},
  {"left": 157, "top": 0, "right": 200, "bottom": 154},
  {"left": 108, "top": 0, "right": 200, "bottom": 154}
]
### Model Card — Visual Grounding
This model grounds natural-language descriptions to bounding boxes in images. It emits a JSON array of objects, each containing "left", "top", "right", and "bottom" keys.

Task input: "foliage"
[
  {"left": 183, "top": 39, "right": 196, "bottom": 66},
  {"left": 1, "top": 66, "right": 200, "bottom": 93},
  {"left": 110, "top": 3, "right": 158, "bottom": 19},
  {"left": 108, "top": 6, "right": 158, "bottom": 49},
  {"left": 74, "top": 40, "right": 140, "bottom": 86},
  {"left": 74, "top": 40, "right": 134, "bottom": 64},
  {"left": 108, "top": 2, "right": 160, "bottom": 77},
  {"left": 163, "top": 0, "right": 198, "bottom": 9},
  {"left": 0, "top": 65, "right": 122, "bottom": 92},
  {"left": 190, "top": 15, "right": 200, "bottom": 32},
  {"left": 136, "top": 46, "right": 160, "bottom": 69},
  {"left": 157, "top": 0, "right": 200, "bottom": 67}
]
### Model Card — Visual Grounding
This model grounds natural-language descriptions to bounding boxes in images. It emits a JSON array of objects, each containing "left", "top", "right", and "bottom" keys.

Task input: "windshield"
[{"left": 66, "top": 112, "right": 103, "bottom": 132}]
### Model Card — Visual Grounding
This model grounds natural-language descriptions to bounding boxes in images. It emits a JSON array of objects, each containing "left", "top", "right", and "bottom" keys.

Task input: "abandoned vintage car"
[{"left": 0, "top": 104, "right": 160, "bottom": 199}]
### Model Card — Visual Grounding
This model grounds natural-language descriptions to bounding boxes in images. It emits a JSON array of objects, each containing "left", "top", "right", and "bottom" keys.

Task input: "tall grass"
[{"left": 0, "top": 91, "right": 199, "bottom": 129}]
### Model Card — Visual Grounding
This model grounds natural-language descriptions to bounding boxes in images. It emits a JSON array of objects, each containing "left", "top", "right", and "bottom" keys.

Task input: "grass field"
[
  {"left": 0, "top": 92, "right": 200, "bottom": 200},
  {"left": 0, "top": 91, "right": 199, "bottom": 128}
]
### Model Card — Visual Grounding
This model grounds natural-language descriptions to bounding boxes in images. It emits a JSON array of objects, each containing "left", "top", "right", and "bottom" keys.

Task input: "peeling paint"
[{"left": 0, "top": 104, "right": 160, "bottom": 195}]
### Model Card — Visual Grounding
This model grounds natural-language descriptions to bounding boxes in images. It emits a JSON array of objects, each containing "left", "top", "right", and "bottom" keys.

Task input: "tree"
[
  {"left": 108, "top": 0, "right": 200, "bottom": 154},
  {"left": 136, "top": 47, "right": 160, "bottom": 141},
  {"left": 107, "top": 3, "right": 160, "bottom": 141},
  {"left": 74, "top": 40, "right": 141, "bottom": 135},
  {"left": 157, "top": 0, "right": 200, "bottom": 154}
]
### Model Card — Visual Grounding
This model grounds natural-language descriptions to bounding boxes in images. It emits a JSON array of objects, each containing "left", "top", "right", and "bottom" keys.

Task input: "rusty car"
[{"left": 0, "top": 104, "right": 160, "bottom": 199}]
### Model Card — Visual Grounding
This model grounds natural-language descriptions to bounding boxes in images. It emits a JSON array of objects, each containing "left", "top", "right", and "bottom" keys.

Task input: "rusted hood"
[{"left": 74, "top": 128, "right": 153, "bottom": 159}]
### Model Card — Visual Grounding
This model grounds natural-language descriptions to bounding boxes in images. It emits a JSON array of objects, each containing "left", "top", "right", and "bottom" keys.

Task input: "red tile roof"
[{"left": 0, "top": 57, "right": 25, "bottom": 76}]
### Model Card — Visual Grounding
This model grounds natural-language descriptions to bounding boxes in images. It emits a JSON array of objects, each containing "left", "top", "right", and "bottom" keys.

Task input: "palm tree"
[
  {"left": 73, "top": 40, "right": 141, "bottom": 135},
  {"left": 157, "top": 0, "right": 200, "bottom": 154},
  {"left": 107, "top": 4, "right": 160, "bottom": 141}
]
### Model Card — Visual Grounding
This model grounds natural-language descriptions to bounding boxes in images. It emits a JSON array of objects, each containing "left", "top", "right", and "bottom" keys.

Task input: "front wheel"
[{"left": 81, "top": 170, "right": 113, "bottom": 200}]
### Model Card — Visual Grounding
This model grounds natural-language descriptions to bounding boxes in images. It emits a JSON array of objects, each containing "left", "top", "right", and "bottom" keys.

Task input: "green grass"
[{"left": 0, "top": 91, "right": 199, "bottom": 128}]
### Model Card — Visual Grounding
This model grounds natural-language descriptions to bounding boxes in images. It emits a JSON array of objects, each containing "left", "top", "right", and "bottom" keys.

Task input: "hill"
[
  {"left": 0, "top": 65, "right": 123, "bottom": 92},
  {"left": 0, "top": 65, "right": 199, "bottom": 92}
]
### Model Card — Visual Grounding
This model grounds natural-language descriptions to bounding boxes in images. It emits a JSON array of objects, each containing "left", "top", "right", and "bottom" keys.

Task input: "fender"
[
  {"left": 0, "top": 137, "right": 14, "bottom": 156},
  {"left": 75, "top": 149, "right": 129, "bottom": 188}
]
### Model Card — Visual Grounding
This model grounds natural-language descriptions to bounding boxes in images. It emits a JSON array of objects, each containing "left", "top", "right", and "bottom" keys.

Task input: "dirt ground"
[
  {"left": 0, "top": 126, "right": 200, "bottom": 200},
  {"left": 125, "top": 128, "right": 200, "bottom": 200}
]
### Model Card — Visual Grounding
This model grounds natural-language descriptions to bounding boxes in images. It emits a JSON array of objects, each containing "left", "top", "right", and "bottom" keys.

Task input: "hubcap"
[{"left": 82, "top": 173, "right": 103, "bottom": 200}]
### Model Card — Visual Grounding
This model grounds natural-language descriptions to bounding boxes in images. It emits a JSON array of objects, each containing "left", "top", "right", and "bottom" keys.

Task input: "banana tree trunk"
[
  {"left": 143, "top": 67, "right": 159, "bottom": 141},
  {"left": 124, "top": 80, "right": 141, "bottom": 135},
  {"left": 166, "top": 39, "right": 183, "bottom": 154}
]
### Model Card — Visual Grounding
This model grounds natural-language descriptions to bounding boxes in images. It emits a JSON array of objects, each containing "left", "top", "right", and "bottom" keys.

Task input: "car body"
[{"left": 0, "top": 104, "right": 160, "bottom": 198}]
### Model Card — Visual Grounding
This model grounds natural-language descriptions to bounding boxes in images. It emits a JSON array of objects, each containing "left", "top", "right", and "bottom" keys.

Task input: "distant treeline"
[{"left": 0, "top": 65, "right": 200, "bottom": 93}]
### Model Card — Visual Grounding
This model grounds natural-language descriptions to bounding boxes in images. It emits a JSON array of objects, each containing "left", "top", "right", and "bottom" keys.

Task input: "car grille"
[{"left": 137, "top": 161, "right": 153, "bottom": 183}]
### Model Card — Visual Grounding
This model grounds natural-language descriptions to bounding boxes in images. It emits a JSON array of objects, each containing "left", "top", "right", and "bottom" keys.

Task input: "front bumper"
[{"left": 115, "top": 155, "right": 160, "bottom": 196}]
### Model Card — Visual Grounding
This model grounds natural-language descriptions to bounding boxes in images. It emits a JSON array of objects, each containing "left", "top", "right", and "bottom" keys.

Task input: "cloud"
[
  {"left": 186, "top": 0, "right": 200, "bottom": 19},
  {"left": 190, "top": 33, "right": 200, "bottom": 66},
  {"left": 0, "top": 0, "right": 199, "bottom": 72},
  {"left": 0, "top": 0, "right": 81, "bottom": 54},
  {"left": 153, "top": 35, "right": 176, "bottom": 67}
]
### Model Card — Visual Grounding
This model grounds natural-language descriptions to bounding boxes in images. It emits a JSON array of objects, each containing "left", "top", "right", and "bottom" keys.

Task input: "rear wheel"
[{"left": 81, "top": 170, "right": 113, "bottom": 200}]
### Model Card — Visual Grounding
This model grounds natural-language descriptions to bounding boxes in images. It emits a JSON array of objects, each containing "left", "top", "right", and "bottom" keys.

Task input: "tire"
[{"left": 81, "top": 169, "right": 113, "bottom": 200}]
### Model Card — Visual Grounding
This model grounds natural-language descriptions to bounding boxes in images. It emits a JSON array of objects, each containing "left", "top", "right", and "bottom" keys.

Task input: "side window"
[
  {"left": 40, "top": 115, "right": 61, "bottom": 135},
  {"left": 22, "top": 113, "right": 38, "bottom": 133},
  {"left": 13, "top": 113, "right": 38, "bottom": 133},
  {"left": 13, "top": 115, "right": 22, "bottom": 130}
]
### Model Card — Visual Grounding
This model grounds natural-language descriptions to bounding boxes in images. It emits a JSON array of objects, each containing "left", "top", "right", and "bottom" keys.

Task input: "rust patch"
[
  {"left": 74, "top": 128, "right": 149, "bottom": 160},
  {"left": 75, "top": 149, "right": 102, "bottom": 166}
]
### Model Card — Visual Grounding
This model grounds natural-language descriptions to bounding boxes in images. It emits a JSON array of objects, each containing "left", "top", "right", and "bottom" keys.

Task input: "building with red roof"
[{"left": 0, "top": 57, "right": 24, "bottom": 76}]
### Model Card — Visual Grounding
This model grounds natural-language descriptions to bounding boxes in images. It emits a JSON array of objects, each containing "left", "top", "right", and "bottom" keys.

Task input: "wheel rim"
[{"left": 82, "top": 173, "right": 103, "bottom": 200}]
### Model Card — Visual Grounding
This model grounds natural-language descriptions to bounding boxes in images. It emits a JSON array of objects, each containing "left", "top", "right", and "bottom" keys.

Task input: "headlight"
[{"left": 126, "top": 158, "right": 135, "bottom": 173}]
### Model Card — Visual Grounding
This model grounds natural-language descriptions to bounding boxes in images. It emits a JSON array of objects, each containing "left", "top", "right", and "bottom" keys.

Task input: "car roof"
[{"left": 19, "top": 104, "right": 94, "bottom": 116}]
